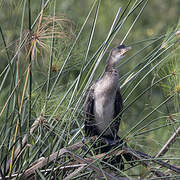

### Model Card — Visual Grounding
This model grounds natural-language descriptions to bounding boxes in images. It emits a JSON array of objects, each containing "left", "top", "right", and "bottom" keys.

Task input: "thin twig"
[
  {"left": 12, "top": 138, "right": 133, "bottom": 180},
  {"left": 155, "top": 125, "right": 180, "bottom": 158},
  {"left": 7, "top": 136, "right": 180, "bottom": 180},
  {"left": 63, "top": 164, "right": 86, "bottom": 180},
  {"left": 20, "top": 141, "right": 85, "bottom": 179},
  {"left": 68, "top": 150, "right": 136, "bottom": 180},
  {"left": 124, "top": 147, "right": 180, "bottom": 174}
]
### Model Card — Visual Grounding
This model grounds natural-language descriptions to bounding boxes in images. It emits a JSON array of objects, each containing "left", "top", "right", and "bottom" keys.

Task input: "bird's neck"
[
  {"left": 105, "top": 55, "right": 117, "bottom": 72},
  {"left": 105, "top": 64, "right": 116, "bottom": 73},
  {"left": 104, "top": 64, "right": 119, "bottom": 83},
  {"left": 102, "top": 56, "right": 119, "bottom": 86}
]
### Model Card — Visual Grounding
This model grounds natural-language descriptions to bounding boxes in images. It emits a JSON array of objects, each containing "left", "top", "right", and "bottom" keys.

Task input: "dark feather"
[
  {"left": 84, "top": 84, "right": 123, "bottom": 139},
  {"left": 84, "top": 82, "right": 99, "bottom": 137},
  {"left": 113, "top": 87, "right": 123, "bottom": 136}
]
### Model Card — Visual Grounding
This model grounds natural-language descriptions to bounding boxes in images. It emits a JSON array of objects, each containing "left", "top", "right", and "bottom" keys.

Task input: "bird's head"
[{"left": 108, "top": 44, "right": 131, "bottom": 66}]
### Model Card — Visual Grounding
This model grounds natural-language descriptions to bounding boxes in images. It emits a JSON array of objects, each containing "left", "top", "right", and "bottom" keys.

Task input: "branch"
[
  {"left": 10, "top": 139, "right": 134, "bottom": 180},
  {"left": 6, "top": 134, "right": 180, "bottom": 180},
  {"left": 124, "top": 147, "right": 180, "bottom": 174},
  {"left": 155, "top": 125, "right": 180, "bottom": 158}
]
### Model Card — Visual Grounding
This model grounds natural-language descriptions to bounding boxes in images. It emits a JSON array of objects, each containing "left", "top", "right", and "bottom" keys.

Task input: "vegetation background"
[{"left": 0, "top": 0, "right": 180, "bottom": 179}]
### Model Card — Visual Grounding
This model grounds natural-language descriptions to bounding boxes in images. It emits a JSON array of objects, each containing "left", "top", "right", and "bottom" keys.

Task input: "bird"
[{"left": 84, "top": 44, "right": 131, "bottom": 148}]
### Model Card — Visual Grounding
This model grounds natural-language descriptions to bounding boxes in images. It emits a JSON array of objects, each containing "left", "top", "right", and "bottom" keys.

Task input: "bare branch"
[
  {"left": 60, "top": 164, "right": 86, "bottom": 180},
  {"left": 124, "top": 147, "right": 180, "bottom": 175},
  {"left": 155, "top": 125, "right": 180, "bottom": 158}
]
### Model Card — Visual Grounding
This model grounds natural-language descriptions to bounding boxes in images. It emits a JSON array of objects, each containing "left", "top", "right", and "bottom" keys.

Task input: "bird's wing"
[
  {"left": 113, "top": 87, "right": 123, "bottom": 133},
  {"left": 84, "top": 82, "right": 99, "bottom": 137}
]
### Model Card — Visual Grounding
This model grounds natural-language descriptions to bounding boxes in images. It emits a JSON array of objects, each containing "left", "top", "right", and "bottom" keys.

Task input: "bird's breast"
[
  {"left": 95, "top": 74, "right": 119, "bottom": 95},
  {"left": 93, "top": 77, "right": 118, "bottom": 136},
  {"left": 94, "top": 95, "right": 115, "bottom": 136}
]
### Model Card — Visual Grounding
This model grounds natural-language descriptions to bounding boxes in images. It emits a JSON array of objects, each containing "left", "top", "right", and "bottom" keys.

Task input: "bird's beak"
[{"left": 121, "top": 46, "right": 131, "bottom": 56}]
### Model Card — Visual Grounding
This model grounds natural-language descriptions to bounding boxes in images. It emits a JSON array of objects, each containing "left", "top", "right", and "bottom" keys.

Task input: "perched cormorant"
[{"left": 84, "top": 45, "right": 131, "bottom": 145}]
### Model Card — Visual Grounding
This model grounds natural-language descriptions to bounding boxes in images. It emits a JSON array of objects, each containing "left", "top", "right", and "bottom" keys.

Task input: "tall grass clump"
[{"left": 0, "top": 0, "right": 180, "bottom": 179}]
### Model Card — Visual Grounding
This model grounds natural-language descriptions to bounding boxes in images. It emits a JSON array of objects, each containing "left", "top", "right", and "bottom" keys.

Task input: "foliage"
[{"left": 0, "top": 0, "right": 180, "bottom": 179}]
